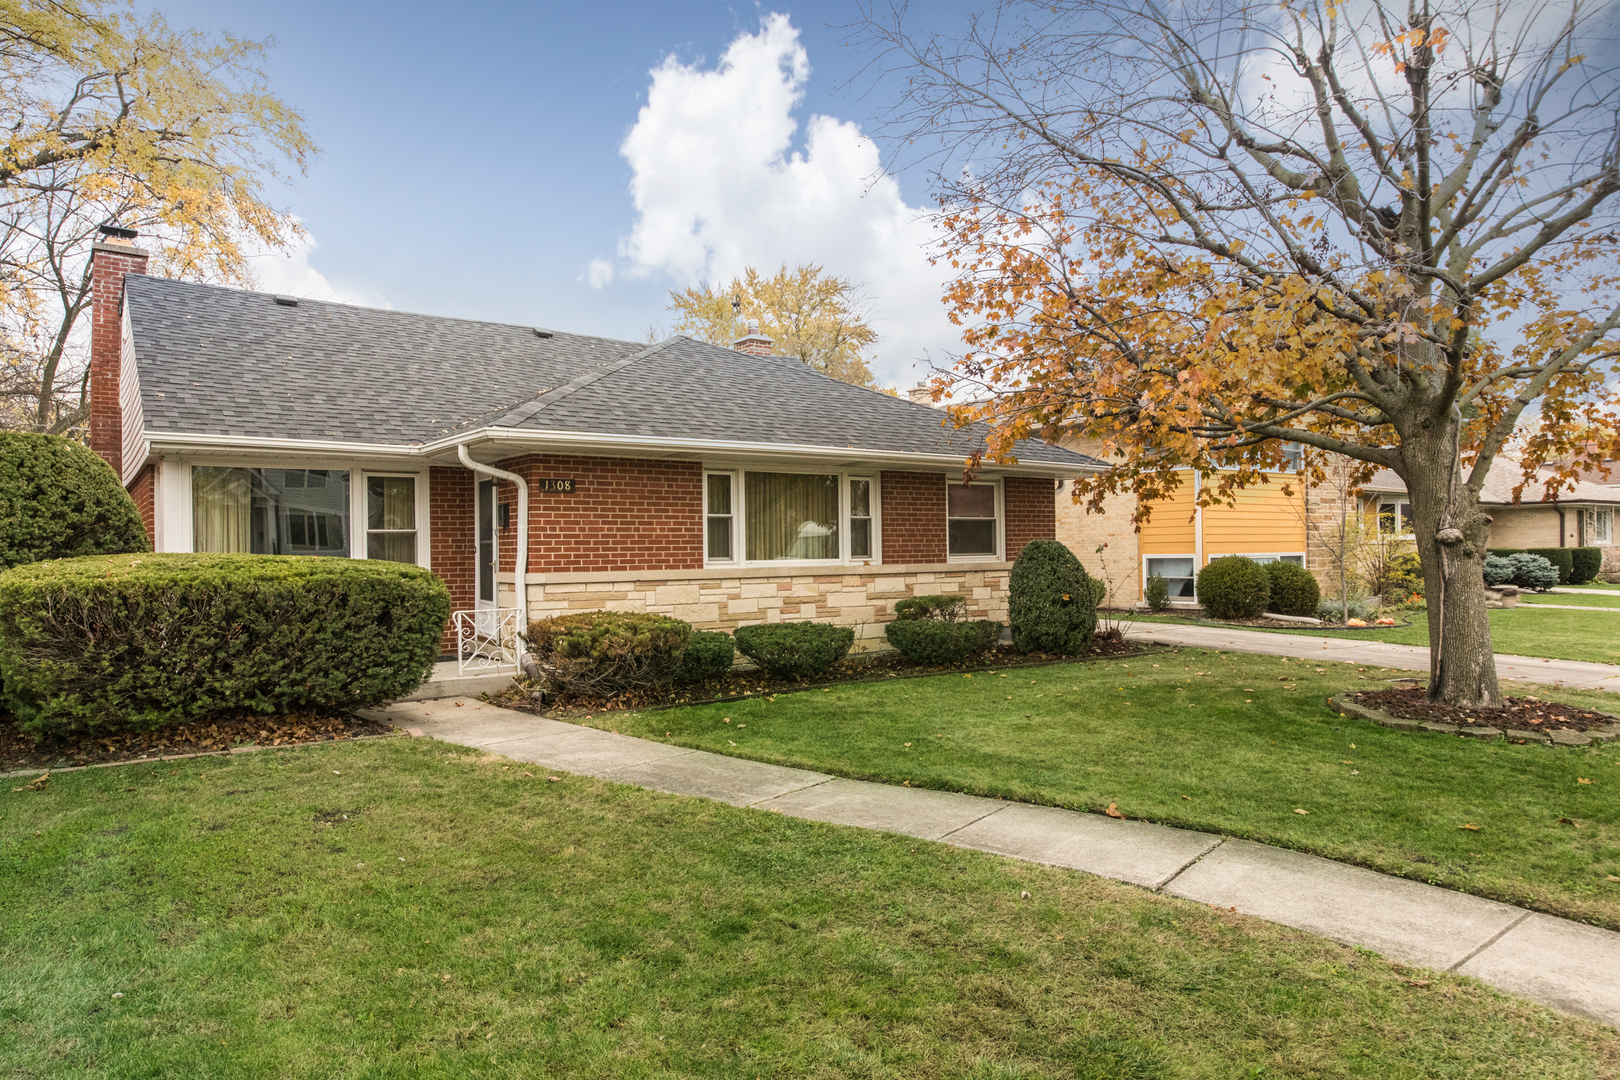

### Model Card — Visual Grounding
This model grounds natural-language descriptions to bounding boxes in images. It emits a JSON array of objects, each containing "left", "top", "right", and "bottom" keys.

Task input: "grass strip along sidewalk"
[
  {"left": 4, "top": 739, "right": 1617, "bottom": 1078},
  {"left": 591, "top": 650, "right": 1620, "bottom": 932}
]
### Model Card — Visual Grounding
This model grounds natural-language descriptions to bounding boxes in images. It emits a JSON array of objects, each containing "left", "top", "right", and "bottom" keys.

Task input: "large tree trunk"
[{"left": 1399, "top": 431, "right": 1502, "bottom": 709}]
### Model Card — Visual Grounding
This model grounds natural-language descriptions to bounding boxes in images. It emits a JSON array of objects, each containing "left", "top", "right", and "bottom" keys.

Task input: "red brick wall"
[
  {"left": 128, "top": 464, "right": 155, "bottom": 546},
  {"left": 88, "top": 242, "right": 148, "bottom": 476},
  {"left": 494, "top": 453, "right": 704, "bottom": 573},
  {"left": 429, "top": 466, "right": 476, "bottom": 653},
  {"left": 880, "top": 471, "right": 947, "bottom": 564},
  {"left": 1005, "top": 476, "right": 1057, "bottom": 561}
]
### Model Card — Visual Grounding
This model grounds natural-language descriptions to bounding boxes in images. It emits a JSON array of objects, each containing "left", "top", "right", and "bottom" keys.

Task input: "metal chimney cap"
[{"left": 98, "top": 224, "right": 138, "bottom": 240}]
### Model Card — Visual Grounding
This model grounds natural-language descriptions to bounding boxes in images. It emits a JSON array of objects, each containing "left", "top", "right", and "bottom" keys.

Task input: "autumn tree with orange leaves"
[{"left": 867, "top": 0, "right": 1620, "bottom": 708}]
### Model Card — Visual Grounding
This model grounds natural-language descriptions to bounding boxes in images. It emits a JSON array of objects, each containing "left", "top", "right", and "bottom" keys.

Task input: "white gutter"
[{"left": 457, "top": 444, "right": 530, "bottom": 667}]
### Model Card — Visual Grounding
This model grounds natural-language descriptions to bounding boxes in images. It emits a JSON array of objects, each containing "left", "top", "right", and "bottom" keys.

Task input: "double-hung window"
[
  {"left": 1587, "top": 507, "right": 1613, "bottom": 546},
  {"left": 947, "top": 482, "right": 1000, "bottom": 559},
  {"left": 366, "top": 476, "right": 418, "bottom": 563},
  {"left": 703, "top": 470, "right": 877, "bottom": 566},
  {"left": 1145, "top": 556, "right": 1196, "bottom": 599},
  {"left": 1377, "top": 500, "right": 1413, "bottom": 537}
]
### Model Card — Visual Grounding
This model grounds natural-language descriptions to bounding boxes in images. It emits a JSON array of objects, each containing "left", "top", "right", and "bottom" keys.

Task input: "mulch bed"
[
  {"left": 493, "top": 634, "right": 1153, "bottom": 718},
  {"left": 1352, "top": 686, "right": 1618, "bottom": 735},
  {"left": 0, "top": 712, "right": 394, "bottom": 774}
]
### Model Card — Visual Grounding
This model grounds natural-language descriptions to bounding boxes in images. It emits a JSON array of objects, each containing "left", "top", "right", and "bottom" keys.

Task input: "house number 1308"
[{"left": 537, "top": 478, "right": 575, "bottom": 493}]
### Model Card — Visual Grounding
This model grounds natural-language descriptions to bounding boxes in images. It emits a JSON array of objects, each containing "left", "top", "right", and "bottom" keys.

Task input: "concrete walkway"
[
  {"left": 363, "top": 695, "right": 1620, "bottom": 1027},
  {"left": 1519, "top": 602, "right": 1620, "bottom": 612},
  {"left": 1125, "top": 623, "right": 1620, "bottom": 692}
]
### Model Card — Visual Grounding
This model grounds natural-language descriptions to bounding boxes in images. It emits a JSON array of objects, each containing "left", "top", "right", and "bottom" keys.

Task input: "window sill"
[{"left": 507, "top": 561, "right": 1016, "bottom": 585}]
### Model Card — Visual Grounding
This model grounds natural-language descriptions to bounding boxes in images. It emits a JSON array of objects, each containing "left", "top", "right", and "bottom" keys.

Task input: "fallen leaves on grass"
[
  {"left": 1103, "top": 803, "right": 1125, "bottom": 819},
  {"left": 1559, "top": 818, "right": 1582, "bottom": 828},
  {"left": 1294, "top": 808, "right": 1310, "bottom": 815},
  {"left": 1578, "top": 778, "right": 1593, "bottom": 784},
  {"left": 10, "top": 772, "right": 48, "bottom": 792},
  {"left": 1459, "top": 823, "right": 1481, "bottom": 831}
]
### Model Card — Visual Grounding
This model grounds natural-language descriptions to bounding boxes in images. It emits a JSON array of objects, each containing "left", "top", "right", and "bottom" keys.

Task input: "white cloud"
[
  {"left": 585, "top": 257, "right": 614, "bottom": 290},
  {"left": 615, "top": 13, "right": 955, "bottom": 386},
  {"left": 248, "top": 227, "right": 388, "bottom": 308}
]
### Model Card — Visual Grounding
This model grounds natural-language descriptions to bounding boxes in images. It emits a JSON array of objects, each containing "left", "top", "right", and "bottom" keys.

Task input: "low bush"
[
  {"left": 0, "top": 553, "right": 449, "bottom": 736},
  {"left": 1144, "top": 574, "right": 1171, "bottom": 612},
  {"left": 885, "top": 618, "right": 1002, "bottom": 665},
  {"left": 1317, "top": 596, "right": 1375, "bottom": 622},
  {"left": 1263, "top": 561, "right": 1321, "bottom": 617},
  {"left": 525, "top": 611, "right": 691, "bottom": 699},
  {"left": 1196, "top": 556, "right": 1270, "bottom": 620},
  {"left": 1482, "top": 556, "right": 1516, "bottom": 587},
  {"left": 1571, "top": 547, "right": 1602, "bottom": 585},
  {"left": 893, "top": 594, "right": 967, "bottom": 622},
  {"left": 1525, "top": 547, "right": 1573, "bottom": 585},
  {"left": 1008, "top": 539, "right": 1097, "bottom": 655},
  {"left": 0, "top": 432, "right": 147, "bottom": 569},
  {"left": 733, "top": 622, "right": 854, "bottom": 680},
  {"left": 675, "top": 630, "right": 735, "bottom": 684},
  {"left": 1506, "top": 552, "right": 1559, "bottom": 591}
]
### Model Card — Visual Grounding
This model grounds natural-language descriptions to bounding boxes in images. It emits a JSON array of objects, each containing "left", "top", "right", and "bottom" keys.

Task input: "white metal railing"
[{"left": 453, "top": 608, "right": 522, "bottom": 676}]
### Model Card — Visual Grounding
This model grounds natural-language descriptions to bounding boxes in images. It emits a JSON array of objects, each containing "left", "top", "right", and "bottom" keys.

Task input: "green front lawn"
[
  {"left": 599, "top": 652, "right": 1620, "bottom": 930},
  {"left": 1135, "top": 608, "right": 1620, "bottom": 665},
  {"left": 1524, "top": 592, "right": 1620, "bottom": 609},
  {"left": 10, "top": 740, "right": 1616, "bottom": 1077}
]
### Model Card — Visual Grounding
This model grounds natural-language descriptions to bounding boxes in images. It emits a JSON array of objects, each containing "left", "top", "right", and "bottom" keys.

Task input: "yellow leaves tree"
[
  {"left": 870, "top": 0, "right": 1620, "bottom": 708},
  {"left": 0, "top": 0, "right": 314, "bottom": 431},
  {"left": 667, "top": 264, "right": 881, "bottom": 388}
]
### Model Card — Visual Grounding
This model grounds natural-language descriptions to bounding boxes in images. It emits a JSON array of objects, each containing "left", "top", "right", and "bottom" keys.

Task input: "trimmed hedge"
[
  {"left": 526, "top": 611, "right": 691, "bottom": 699},
  {"left": 1196, "top": 556, "right": 1270, "bottom": 619},
  {"left": 1008, "top": 539, "right": 1097, "bottom": 655},
  {"left": 894, "top": 594, "right": 968, "bottom": 622},
  {"left": 1264, "top": 561, "right": 1321, "bottom": 617},
  {"left": 676, "top": 630, "right": 735, "bottom": 684},
  {"left": 1571, "top": 547, "right": 1602, "bottom": 585},
  {"left": 734, "top": 623, "right": 853, "bottom": 680},
  {"left": 885, "top": 618, "right": 1001, "bottom": 665},
  {"left": 0, "top": 554, "right": 448, "bottom": 736},
  {"left": 1525, "top": 547, "right": 1573, "bottom": 585},
  {"left": 0, "top": 432, "right": 147, "bottom": 569}
]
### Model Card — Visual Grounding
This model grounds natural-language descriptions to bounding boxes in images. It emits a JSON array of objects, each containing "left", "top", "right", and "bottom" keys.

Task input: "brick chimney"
[
  {"left": 732, "top": 319, "right": 774, "bottom": 357},
  {"left": 89, "top": 224, "right": 148, "bottom": 478}
]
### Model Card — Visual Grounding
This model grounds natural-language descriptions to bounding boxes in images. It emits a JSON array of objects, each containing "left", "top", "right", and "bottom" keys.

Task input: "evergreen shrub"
[
  {"left": 1144, "top": 574, "right": 1171, "bottom": 612},
  {"left": 885, "top": 618, "right": 1002, "bottom": 665},
  {"left": 1196, "top": 556, "right": 1270, "bottom": 619},
  {"left": 733, "top": 623, "right": 854, "bottom": 679},
  {"left": 675, "top": 630, "right": 735, "bottom": 684},
  {"left": 1571, "top": 547, "right": 1602, "bottom": 585},
  {"left": 525, "top": 611, "right": 692, "bottom": 699},
  {"left": 893, "top": 594, "right": 967, "bottom": 622},
  {"left": 1008, "top": 539, "right": 1097, "bottom": 655},
  {"left": 1506, "top": 552, "right": 1559, "bottom": 591},
  {"left": 1525, "top": 547, "right": 1573, "bottom": 584},
  {"left": 0, "top": 432, "right": 147, "bottom": 569},
  {"left": 1482, "top": 556, "right": 1516, "bottom": 587},
  {"left": 1264, "top": 561, "right": 1321, "bottom": 617},
  {"left": 0, "top": 553, "right": 448, "bottom": 736}
]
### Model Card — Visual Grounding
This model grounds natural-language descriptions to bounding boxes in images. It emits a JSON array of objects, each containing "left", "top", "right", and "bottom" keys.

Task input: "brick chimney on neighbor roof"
[
  {"left": 732, "top": 319, "right": 774, "bottom": 356},
  {"left": 89, "top": 224, "right": 148, "bottom": 480}
]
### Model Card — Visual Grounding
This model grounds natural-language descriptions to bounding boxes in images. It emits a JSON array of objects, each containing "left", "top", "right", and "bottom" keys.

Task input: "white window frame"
[
  {"left": 1245, "top": 553, "right": 1307, "bottom": 566},
  {"left": 702, "top": 466, "right": 883, "bottom": 569},
  {"left": 1275, "top": 441, "right": 1305, "bottom": 472},
  {"left": 362, "top": 470, "right": 426, "bottom": 565},
  {"left": 1585, "top": 506, "right": 1613, "bottom": 546},
  {"left": 946, "top": 478, "right": 1004, "bottom": 563},
  {"left": 1374, "top": 498, "right": 1414, "bottom": 538},
  {"left": 164, "top": 457, "right": 430, "bottom": 569},
  {"left": 1143, "top": 553, "right": 1199, "bottom": 602}
]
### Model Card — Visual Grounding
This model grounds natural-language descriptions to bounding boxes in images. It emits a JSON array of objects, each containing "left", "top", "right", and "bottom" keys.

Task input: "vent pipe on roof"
[{"left": 456, "top": 444, "right": 529, "bottom": 668}]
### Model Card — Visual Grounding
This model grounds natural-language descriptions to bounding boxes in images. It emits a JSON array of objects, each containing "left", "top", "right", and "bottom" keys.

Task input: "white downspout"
[{"left": 457, "top": 443, "right": 529, "bottom": 665}]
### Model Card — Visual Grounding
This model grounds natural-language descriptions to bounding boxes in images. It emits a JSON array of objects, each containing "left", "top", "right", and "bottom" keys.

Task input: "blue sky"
[{"left": 156, "top": 1, "right": 974, "bottom": 388}]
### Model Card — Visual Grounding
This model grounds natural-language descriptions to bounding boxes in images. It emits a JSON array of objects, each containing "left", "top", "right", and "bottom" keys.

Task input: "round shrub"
[
  {"left": 733, "top": 622, "right": 854, "bottom": 680},
  {"left": 0, "top": 553, "right": 449, "bottom": 736},
  {"left": 676, "top": 630, "right": 735, "bottom": 684},
  {"left": 0, "top": 432, "right": 147, "bottom": 569},
  {"left": 1571, "top": 547, "right": 1602, "bottom": 585},
  {"left": 885, "top": 618, "right": 1001, "bottom": 664},
  {"left": 1008, "top": 539, "right": 1097, "bottom": 655},
  {"left": 526, "top": 611, "right": 692, "bottom": 699},
  {"left": 1263, "top": 561, "right": 1321, "bottom": 617},
  {"left": 1317, "top": 596, "right": 1374, "bottom": 621},
  {"left": 1507, "top": 552, "right": 1558, "bottom": 591},
  {"left": 1482, "top": 555, "right": 1515, "bottom": 587},
  {"left": 1144, "top": 574, "right": 1171, "bottom": 612},
  {"left": 893, "top": 594, "right": 968, "bottom": 621},
  {"left": 1195, "top": 556, "right": 1270, "bottom": 619}
]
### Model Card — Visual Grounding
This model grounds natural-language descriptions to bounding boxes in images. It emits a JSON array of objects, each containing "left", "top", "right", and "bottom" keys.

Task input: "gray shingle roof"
[{"left": 127, "top": 277, "right": 1099, "bottom": 469}]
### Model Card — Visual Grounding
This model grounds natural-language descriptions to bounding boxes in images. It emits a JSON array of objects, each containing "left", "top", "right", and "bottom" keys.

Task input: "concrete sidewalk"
[
  {"left": 1125, "top": 623, "right": 1620, "bottom": 692},
  {"left": 364, "top": 696, "right": 1620, "bottom": 1027}
]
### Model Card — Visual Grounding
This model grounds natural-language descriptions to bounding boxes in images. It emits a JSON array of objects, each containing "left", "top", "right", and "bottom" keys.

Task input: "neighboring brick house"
[{"left": 87, "top": 227, "right": 1101, "bottom": 656}]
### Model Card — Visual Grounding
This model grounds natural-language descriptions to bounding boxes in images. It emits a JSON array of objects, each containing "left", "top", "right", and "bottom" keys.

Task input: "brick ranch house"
[{"left": 87, "top": 227, "right": 1103, "bottom": 662}]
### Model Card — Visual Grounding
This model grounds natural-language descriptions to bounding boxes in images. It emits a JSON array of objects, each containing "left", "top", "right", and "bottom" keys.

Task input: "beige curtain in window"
[
  {"left": 746, "top": 473, "right": 838, "bottom": 561},
  {"left": 367, "top": 476, "right": 417, "bottom": 563},
  {"left": 192, "top": 467, "right": 252, "bottom": 553}
]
